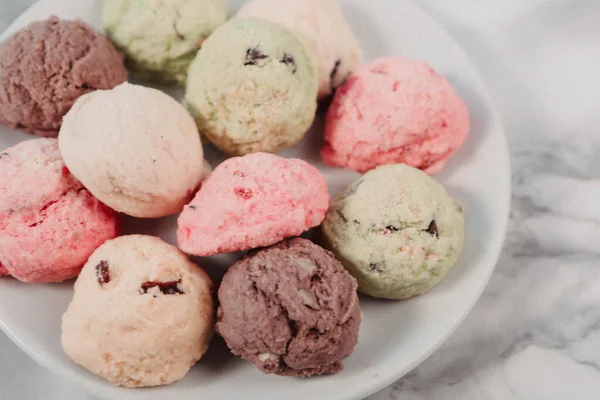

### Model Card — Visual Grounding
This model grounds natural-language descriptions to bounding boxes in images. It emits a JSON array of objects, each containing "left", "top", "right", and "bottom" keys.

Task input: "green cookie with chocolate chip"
[
  {"left": 322, "top": 164, "right": 465, "bottom": 300},
  {"left": 184, "top": 18, "right": 318, "bottom": 156}
]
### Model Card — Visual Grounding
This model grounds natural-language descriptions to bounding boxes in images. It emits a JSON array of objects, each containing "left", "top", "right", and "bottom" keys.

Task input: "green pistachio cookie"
[
  {"left": 103, "top": 0, "right": 229, "bottom": 85},
  {"left": 322, "top": 164, "right": 465, "bottom": 300},
  {"left": 184, "top": 18, "right": 318, "bottom": 155}
]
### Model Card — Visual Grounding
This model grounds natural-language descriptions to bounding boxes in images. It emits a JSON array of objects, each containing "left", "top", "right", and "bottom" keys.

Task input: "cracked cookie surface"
[{"left": 216, "top": 238, "right": 360, "bottom": 377}]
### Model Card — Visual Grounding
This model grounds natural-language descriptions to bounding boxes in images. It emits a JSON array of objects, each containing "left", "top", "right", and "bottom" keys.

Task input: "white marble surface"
[{"left": 2, "top": 0, "right": 600, "bottom": 399}]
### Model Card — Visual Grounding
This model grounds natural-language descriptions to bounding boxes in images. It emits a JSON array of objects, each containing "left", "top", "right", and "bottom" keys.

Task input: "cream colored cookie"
[
  {"left": 61, "top": 235, "right": 214, "bottom": 387},
  {"left": 59, "top": 83, "right": 206, "bottom": 218}
]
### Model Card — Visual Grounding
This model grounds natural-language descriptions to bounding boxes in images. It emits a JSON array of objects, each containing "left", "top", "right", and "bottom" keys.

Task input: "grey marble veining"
[
  {"left": 370, "top": 1, "right": 600, "bottom": 399},
  {"left": 1, "top": 1, "right": 600, "bottom": 399}
]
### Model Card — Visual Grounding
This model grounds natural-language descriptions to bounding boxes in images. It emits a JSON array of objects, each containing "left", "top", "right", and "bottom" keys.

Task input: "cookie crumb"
[{"left": 141, "top": 280, "right": 184, "bottom": 295}]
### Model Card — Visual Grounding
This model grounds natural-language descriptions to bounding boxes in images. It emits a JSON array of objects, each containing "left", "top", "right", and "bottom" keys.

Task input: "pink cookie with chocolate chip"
[
  {"left": 0, "top": 138, "right": 120, "bottom": 283},
  {"left": 178, "top": 153, "right": 329, "bottom": 256}
]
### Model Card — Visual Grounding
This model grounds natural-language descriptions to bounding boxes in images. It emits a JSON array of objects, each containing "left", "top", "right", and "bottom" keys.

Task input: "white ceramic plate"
[{"left": 0, "top": 0, "right": 510, "bottom": 399}]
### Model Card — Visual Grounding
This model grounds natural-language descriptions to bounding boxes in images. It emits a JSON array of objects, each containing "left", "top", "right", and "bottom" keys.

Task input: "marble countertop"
[{"left": 2, "top": 0, "right": 600, "bottom": 399}]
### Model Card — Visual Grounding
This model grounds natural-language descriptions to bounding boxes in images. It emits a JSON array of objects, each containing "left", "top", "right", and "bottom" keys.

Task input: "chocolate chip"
[
  {"left": 159, "top": 283, "right": 184, "bottom": 295},
  {"left": 141, "top": 280, "right": 184, "bottom": 295},
  {"left": 95, "top": 260, "right": 110, "bottom": 285},
  {"left": 244, "top": 46, "right": 268, "bottom": 66},
  {"left": 280, "top": 53, "right": 297, "bottom": 73},
  {"left": 0, "top": 152, "right": 8, "bottom": 159},
  {"left": 424, "top": 220, "right": 439, "bottom": 238},
  {"left": 329, "top": 59, "right": 341, "bottom": 89},
  {"left": 189, "top": 205, "right": 197, "bottom": 210},
  {"left": 235, "top": 188, "right": 253, "bottom": 199},
  {"left": 368, "top": 263, "right": 384, "bottom": 273},
  {"left": 385, "top": 225, "right": 399, "bottom": 232}
]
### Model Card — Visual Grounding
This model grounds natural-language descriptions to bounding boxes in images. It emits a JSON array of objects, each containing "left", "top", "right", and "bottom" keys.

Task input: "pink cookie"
[
  {"left": 0, "top": 139, "right": 120, "bottom": 283},
  {"left": 178, "top": 153, "right": 329, "bottom": 256},
  {"left": 0, "top": 263, "right": 8, "bottom": 276},
  {"left": 322, "top": 57, "right": 470, "bottom": 174}
]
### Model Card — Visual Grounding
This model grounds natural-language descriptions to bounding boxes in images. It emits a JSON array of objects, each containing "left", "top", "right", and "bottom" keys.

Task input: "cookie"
[
  {"left": 178, "top": 152, "right": 329, "bottom": 256},
  {"left": 184, "top": 18, "right": 318, "bottom": 155},
  {"left": 0, "top": 138, "right": 119, "bottom": 283},
  {"left": 322, "top": 57, "right": 469, "bottom": 174},
  {"left": 216, "top": 238, "right": 361, "bottom": 377},
  {"left": 59, "top": 82, "right": 206, "bottom": 218},
  {"left": 61, "top": 235, "right": 215, "bottom": 387},
  {"left": 103, "top": 0, "right": 229, "bottom": 85},
  {"left": 238, "top": 0, "right": 361, "bottom": 99},
  {"left": 322, "top": 164, "right": 465, "bottom": 299},
  {"left": 0, "top": 17, "right": 127, "bottom": 137}
]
